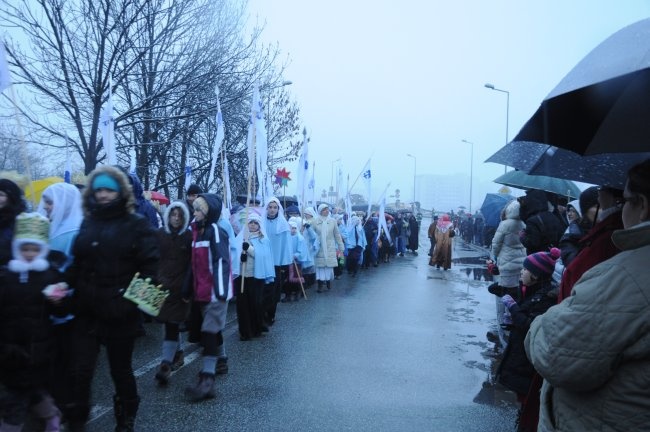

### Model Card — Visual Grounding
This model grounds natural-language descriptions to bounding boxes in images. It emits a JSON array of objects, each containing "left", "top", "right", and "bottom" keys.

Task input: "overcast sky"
[{"left": 247, "top": 0, "right": 650, "bottom": 206}]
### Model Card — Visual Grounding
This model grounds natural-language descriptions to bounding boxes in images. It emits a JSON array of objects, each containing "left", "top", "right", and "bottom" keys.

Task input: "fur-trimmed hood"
[
  {"left": 163, "top": 200, "right": 190, "bottom": 234},
  {"left": 81, "top": 165, "right": 135, "bottom": 217}
]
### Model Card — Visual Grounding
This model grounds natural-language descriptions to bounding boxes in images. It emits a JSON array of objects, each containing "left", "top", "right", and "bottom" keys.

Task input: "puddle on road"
[{"left": 452, "top": 255, "right": 495, "bottom": 282}]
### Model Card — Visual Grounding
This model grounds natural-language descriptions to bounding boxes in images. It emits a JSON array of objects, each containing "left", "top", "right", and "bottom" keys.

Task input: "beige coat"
[
  {"left": 525, "top": 221, "right": 650, "bottom": 431},
  {"left": 312, "top": 216, "right": 344, "bottom": 268}
]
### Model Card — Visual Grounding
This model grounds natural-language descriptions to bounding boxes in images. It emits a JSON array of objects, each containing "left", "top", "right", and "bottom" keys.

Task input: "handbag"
[{"left": 123, "top": 272, "right": 169, "bottom": 317}]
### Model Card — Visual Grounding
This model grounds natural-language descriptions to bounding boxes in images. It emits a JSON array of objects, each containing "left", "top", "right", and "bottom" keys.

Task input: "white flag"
[
  {"left": 184, "top": 166, "right": 192, "bottom": 190},
  {"left": 307, "top": 161, "right": 316, "bottom": 208},
  {"left": 208, "top": 87, "right": 225, "bottom": 187},
  {"left": 223, "top": 151, "right": 232, "bottom": 209},
  {"left": 361, "top": 159, "right": 372, "bottom": 217},
  {"left": 99, "top": 78, "right": 116, "bottom": 165},
  {"left": 377, "top": 197, "right": 391, "bottom": 244},
  {"left": 0, "top": 42, "right": 11, "bottom": 93}
]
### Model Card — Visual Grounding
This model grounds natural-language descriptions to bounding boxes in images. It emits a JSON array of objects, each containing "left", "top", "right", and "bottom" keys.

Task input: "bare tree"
[
  {"left": 0, "top": 126, "right": 49, "bottom": 178},
  {"left": 1, "top": 0, "right": 303, "bottom": 194}
]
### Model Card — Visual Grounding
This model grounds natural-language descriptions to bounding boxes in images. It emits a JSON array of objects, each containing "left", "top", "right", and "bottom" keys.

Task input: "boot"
[
  {"left": 171, "top": 350, "right": 185, "bottom": 370},
  {"left": 326, "top": 280, "right": 331, "bottom": 290},
  {"left": 185, "top": 373, "right": 216, "bottom": 401},
  {"left": 316, "top": 281, "right": 323, "bottom": 293},
  {"left": 113, "top": 395, "right": 139, "bottom": 432},
  {"left": 215, "top": 357, "right": 228, "bottom": 375},
  {"left": 155, "top": 361, "right": 172, "bottom": 385}
]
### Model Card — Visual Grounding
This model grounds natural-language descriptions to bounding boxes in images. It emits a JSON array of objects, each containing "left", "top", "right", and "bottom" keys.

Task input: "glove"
[
  {"left": 501, "top": 294, "right": 517, "bottom": 309},
  {"left": 242, "top": 242, "right": 250, "bottom": 251},
  {"left": 240, "top": 252, "right": 248, "bottom": 263},
  {"left": 303, "top": 223, "right": 310, "bottom": 229}
]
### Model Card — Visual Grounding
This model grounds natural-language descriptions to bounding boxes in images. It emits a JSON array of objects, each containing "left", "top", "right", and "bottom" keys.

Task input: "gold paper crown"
[
  {"left": 123, "top": 272, "right": 168, "bottom": 317},
  {"left": 14, "top": 212, "right": 50, "bottom": 244}
]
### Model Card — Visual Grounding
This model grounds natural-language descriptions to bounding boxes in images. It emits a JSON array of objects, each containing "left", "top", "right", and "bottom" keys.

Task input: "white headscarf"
[
  {"left": 265, "top": 196, "right": 290, "bottom": 233},
  {"left": 37, "top": 183, "right": 83, "bottom": 240},
  {"left": 304, "top": 207, "right": 317, "bottom": 219}
]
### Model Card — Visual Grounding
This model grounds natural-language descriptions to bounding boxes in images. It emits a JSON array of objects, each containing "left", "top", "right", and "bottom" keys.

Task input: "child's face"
[
  {"left": 169, "top": 208, "right": 184, "bottom": 230},
  {"left": 291, "top": 226, "right": 297, "bottom": 235},
  {"left": 520, "top": 268, "right": 537, "bottom": 286},
  {"left": 248, "top": 221, "right": 260, "bottom": 232},
  {"left": 267, "top": 202, "right": 279, "bottom": 218},
  {"left": 20, "top": 243, "right": 42, "bottom": 262}
]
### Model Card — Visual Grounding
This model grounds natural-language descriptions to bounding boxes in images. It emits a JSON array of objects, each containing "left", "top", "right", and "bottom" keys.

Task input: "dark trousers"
[
  {"left": 236, "top": 276, "right": 265, "bottom": 338},
  {"left": 51, "top": 321, "right": 74, "bottom": 412},
  {"left": 70, "top": 321, "right": 137, "bottom": 421},
  {"left": 264, "top": 265, "right": 287, "bottom": 324}
]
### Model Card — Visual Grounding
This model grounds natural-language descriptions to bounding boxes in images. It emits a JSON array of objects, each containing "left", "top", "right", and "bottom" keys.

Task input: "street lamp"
[
  {"left": 330, "top": 158, "right": 341, "bottom": 201},
  {"left": 484, "top": 83, "right": 510, "bottom": 173},
  {"left": 461, "top": 140, "right": 474, "bottom": 214},
  {"left": 406, "top": 154, "right": 416, "bottom": 212}
]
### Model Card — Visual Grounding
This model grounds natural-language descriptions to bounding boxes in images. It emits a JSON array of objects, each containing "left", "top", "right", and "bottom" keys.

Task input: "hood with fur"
[
  {"left": 163, "top": 200, "right": 190, "bottom": 234},
  {"left": 82, "top": 165, "right": 135, "bottom": 217}
]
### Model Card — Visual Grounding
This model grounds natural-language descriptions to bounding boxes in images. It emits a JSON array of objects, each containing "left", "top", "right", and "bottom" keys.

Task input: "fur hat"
[
  {"left": 579, "top": 186, "right": 599, "bottom": 216},
  {"left": 523, "top": 247, "right": 561, "bottom": 280}
]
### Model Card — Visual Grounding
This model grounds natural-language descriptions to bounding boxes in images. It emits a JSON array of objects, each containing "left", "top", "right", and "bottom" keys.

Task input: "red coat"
[{"left": 558, "top": 211, "right": 624, "bottom": 302}]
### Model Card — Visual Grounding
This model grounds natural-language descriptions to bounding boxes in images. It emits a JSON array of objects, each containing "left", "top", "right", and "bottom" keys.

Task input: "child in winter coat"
[
  {"left": 183, "top": 194, "right": 232, "bottom": 401},
  {"left": 284, "top": 217, "right": 312, "bottom": 301},
  {"left": 154, "top": 201, "right": 193, "bottom": 386},
  {"left": 0, "top": 212, "right": 70, "bottom": 432},
  {"left": 237, "top": 213, "right": 275, "bottom": 340},
  {"left": 496, "top": 247, "right": 560, "bottom": 432}
]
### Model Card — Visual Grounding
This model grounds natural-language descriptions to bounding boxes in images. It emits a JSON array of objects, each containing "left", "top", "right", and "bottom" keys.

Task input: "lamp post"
[
  {"left": 406, "top": 153, "right": 416, "bottom": 212},
  {"left": 484, "top": 83, "right": 510, "bottom": 173},
  {"left": 330, "top": 158, "right": 341, "bottom": 202},
  {"left": 461, "top": 140, "right": 474, "bottom": 214}
]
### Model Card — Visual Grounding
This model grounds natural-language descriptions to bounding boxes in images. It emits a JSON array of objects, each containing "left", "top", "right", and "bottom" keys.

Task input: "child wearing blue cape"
[
  {"left": 284, "top": 217, "right": 313, "bottom": 302},
  {"left": 345, "top": 215, "right": 367, "bottom": 277},
  {"left": 236, "top": 213, "right": 275, "bottom": 340}
]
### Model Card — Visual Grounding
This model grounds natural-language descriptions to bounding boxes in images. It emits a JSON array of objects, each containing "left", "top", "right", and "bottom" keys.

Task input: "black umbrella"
[
  {"left": 486, "top": 141, "right": 650, "bottom": 189},
  {"left": 513, "top": 18, "right": 650, "bottom": 155}
]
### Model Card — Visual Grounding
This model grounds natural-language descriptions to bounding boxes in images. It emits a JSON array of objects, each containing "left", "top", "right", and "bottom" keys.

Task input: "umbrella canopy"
[
  {"left": 144, "top": 190, "right": 170, "bottom": 205},
  {"left": 513, "top": 18, "right": 650, "bottom": 155},
  {"left": 494, "top": 170, "right": 581, "bottom": 199},
  {"left": 486, "top": 141, "right": 650, "bottom": 189},
  {"left": 479, "top": 193, "right": 515, "bottom": 228},
  {"left": 24, "top": 176, "right": 65, "bottom": 203}
]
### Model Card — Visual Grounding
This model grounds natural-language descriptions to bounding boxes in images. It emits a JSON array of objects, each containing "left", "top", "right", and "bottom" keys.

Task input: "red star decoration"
[{"left": 274, "top": 167, "right": 291, "bottom": 187}]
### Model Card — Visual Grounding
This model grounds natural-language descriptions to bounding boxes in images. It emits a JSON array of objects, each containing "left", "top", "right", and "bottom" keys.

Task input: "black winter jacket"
[
  {"left": 0, "top": 265, "right": 67, "bottom": 390},
  {"left": 66, "top": 166, "right": 159, "bottom": 338}
]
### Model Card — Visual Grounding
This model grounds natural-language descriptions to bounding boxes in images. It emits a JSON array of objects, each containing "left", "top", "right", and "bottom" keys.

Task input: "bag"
[{"left": 123, "top": 272, "right": 169, "bottom": 317}]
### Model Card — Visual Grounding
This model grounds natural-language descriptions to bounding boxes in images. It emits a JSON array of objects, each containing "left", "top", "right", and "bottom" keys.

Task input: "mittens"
[
  {"left": 240, "top": 252, "right": 248, "bottom": 263},
  {"left": 242, "top": 242, "right": 250, "bottom": 251},
  {"left": 501, "top": 294, "right": 517, "bottom": 309}
]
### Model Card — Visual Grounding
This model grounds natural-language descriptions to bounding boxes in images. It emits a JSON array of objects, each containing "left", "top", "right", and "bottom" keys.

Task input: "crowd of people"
[
  {"left": 2, "top": 157, "right": 650, "bottom": 432},
  {"left": 484, "top": 159, "right": 650, "bottom": 432},
  {"left": 0, "top": 168, "right": 424, "bottom": 432}
]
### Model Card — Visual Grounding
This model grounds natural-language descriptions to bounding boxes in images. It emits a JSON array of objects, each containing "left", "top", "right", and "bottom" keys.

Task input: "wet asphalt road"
[{"left": 84, "top": 224, "right": 518, "bottom": 431}]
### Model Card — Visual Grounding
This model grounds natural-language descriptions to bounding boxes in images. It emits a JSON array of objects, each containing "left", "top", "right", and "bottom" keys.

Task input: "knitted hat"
[
  {"left": 186, "top": 184, "right": 203, "bottom": 195},
  {"left": 317, "top": 203, "right": 329, "bottom": 213},
  {"left": 92, "top": 173, "right": 120, "bottom": 192},
  {"left": 579, "top": 186, "right": 599, "bottom": 216},
  {"left": 285, "top": 205, "right": 300, "bottom": 215},
  {"left": 12, "top": 212, "right": 50, "bottom": 261},
  {"left": 523, "top": 247, "right": 561, "bottom": 279},
  {"left": 288, "top": 216, "right": 302, "bottom": 229}
]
